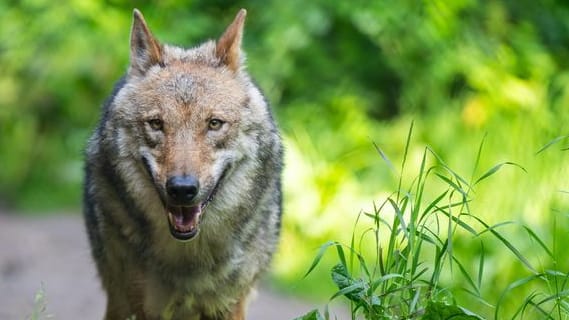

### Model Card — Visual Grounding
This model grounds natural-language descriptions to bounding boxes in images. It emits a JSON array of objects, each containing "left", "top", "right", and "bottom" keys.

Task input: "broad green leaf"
[
  {"left": 293, "top": 309, "right": 325, "bottom": 320},
  {"left": 423, "top": 301, "right": 483, "bottom": 319}
]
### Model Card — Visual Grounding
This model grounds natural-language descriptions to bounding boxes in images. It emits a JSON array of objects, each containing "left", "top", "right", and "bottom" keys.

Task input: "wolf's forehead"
[
  {"left": 162, "top": 73, "right": 199, "bottom": 104},
  {"left": 157, "top": 71, "right": 242, "bottom": 105}
]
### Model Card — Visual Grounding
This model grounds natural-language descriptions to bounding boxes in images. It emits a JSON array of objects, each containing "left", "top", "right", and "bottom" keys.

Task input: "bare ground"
[{"left": 0, "top": 213, "right": 333, "bottom": 320}]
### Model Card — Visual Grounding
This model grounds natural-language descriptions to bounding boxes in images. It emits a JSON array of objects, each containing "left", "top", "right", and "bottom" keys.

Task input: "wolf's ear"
[
  {"left": 129, "top": 9, "right": 164, "bottom": 76},
  {"left": 215, "top": 9, "right": 246, "bottom": 72}
]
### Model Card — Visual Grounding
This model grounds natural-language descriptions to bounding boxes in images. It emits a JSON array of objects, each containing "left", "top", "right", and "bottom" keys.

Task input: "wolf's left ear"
[
  {"left": 216, "top": 9, "right": 247, "bottom": 72},
  {"left": 129, "top": 9, "right": 164, "bottom": 76}
]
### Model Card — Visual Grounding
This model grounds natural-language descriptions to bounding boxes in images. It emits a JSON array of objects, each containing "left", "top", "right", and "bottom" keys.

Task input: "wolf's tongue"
[{"left": 168, "top": 205, "right": 201, "bottom": 233}]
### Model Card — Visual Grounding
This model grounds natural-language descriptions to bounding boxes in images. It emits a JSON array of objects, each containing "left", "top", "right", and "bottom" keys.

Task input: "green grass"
[
  {"left": 295, "top": 124, "right": 569, "bottom": 319},
  {"left": 28, "top": 284, "right": 51, "bottom": 320}
]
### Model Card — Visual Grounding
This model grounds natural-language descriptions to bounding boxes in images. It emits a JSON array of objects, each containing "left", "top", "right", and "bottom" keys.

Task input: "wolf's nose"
[{"left": 166, "top": 176, "right": 200, "bottom": 204}]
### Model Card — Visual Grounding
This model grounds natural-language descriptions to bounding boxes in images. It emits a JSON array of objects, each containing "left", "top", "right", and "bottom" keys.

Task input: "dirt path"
[{"left": 0, "top": 213, "right": 330, "bottom": 320}]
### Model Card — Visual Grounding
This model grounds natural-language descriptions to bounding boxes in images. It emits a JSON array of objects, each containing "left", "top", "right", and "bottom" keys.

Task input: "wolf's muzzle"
[
  {"left": 165, "top": 175, "right": 202, "bottom": 241},
  {"left": 163, "top": 167, "right": 230, "bottom": 241}
]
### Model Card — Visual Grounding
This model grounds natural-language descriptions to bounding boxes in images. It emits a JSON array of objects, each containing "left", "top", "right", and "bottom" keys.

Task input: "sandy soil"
[{"left": 0, "top": 213, "right": 334, "bottom": 320}]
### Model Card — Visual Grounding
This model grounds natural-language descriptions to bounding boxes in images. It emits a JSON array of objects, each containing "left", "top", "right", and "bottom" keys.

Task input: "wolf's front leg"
[
  {"left": 104, "top": 289, "right": 146, "bottom": 320},
  {"left": 102, "top": 268, "right": 149, "bottom": 320}
]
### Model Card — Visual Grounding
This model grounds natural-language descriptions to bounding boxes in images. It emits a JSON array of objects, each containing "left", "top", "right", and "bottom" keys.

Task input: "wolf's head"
[{"left": 104, "top": 9, "right": 277, "bottom": 242}]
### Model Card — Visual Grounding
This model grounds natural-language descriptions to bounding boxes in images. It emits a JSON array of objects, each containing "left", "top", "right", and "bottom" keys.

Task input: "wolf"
[{"left": 83, "top": 8, "right": 283, "bottom": 320}]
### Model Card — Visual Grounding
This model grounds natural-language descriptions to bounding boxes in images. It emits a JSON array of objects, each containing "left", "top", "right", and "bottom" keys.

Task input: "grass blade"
[
  {"left": 536, "top": 135, "right": 569, "bottom": 154},
  {"left": 475, "top": 219, "right": 537, "bottom": 273},
  {"left": 474, "top": 162, "right": 526, "bottom": 185},
  {"left": 373, "top": 141, "right": 396, "bottom": 174},
  {"left": 304, "top": 241, "right": 339, "bottom": 278},
  {"left": 495, "top": 273, "right": 545, "bottom": 319},
  {"left": 523, "top": 225, "right": 554, "bottom": 260},
  {"left": 397, "top": 121, "right": 414, "bottom": 202},
  {"left": 452, "top": 255, "right": 480, "bottom": 296},
  {"left": 477, "top": 241, "right": 485, "bottom": 290}
]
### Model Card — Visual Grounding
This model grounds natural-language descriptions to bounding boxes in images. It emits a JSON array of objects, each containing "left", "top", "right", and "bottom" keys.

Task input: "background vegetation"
[{"left": 1, "top": 0, "right": 568, "bottom": 318}]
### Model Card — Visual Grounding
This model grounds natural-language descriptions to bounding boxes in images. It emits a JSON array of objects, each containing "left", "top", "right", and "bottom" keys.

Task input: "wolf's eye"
[
  {"left": 208, "top": 119, "right": 224, "bottom": 131},
  {"left": 147, "top": 118, "right": 164, "bottom": 131}
]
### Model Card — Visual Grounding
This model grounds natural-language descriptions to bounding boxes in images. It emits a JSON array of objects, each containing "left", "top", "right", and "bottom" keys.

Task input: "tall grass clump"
[
  {"left": 295, "top": 124, "right": 569, "bottom": 319},
  {"left": 491, "top": 134, "right": 569, "bottom": 319}
]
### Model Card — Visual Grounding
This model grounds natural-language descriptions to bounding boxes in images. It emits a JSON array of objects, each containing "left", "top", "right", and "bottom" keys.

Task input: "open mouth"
[
  {"left": 165, "top": 166, "right": 229, "bottom": 241},
  {"left": 167, "top": 204, "right": 204, "bottom": 241}
]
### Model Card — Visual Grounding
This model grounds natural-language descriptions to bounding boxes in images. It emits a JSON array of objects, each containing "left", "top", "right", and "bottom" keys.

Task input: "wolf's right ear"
[
  {"left": 215, "top": 9, "right": 246, "bottom": 72},
  {"left": 129, "top": 9, "right": 164, "bottom": 76}
]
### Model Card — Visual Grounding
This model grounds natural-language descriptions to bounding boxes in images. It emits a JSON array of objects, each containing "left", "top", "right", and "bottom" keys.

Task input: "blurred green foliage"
[{"left": 1, "top": 0, "right": 569, "bottom": 317}]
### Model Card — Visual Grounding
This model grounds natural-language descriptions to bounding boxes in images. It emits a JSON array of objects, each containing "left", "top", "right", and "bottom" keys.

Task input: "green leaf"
[
  {"left": 536, "top": 135, "right": 569, "bottom": 154},
  {"left": 495, "top": 273, "right": 545, "bottom": 319},
  {"left": 370, "top": 273, "right": 405, "bottom": 292},
  {"left": 522, "top": 225, "right": 554, "bottom": 260},
  {"left": 477, "top": 241, "right": 485, "bottom": 290},
  {"left": 422, "top": 301, "right": 483, "bottom": 319},
  {"left": 435, "top": 173, "right": 468, "bottom": 198},
  {"left": 475, "top": 220, "right": 537, "bottom": 273},
  {"left": 303, "top": 241, "right": 339, "bottom": 278},
  {"left": 452, "top": 255, "right": 480, "bottom": 296},
  {"left": 293, "top": 309, "right": 325, "bottom": 320},
  {"left": 330, "top": 263, "right": 367, "bottom": 304},
  {"left": 474, "top": 162, "right": 526, "bottom": 185},
  {"left": 374, "top": 141, "right": 396, "bottom": 174}
]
